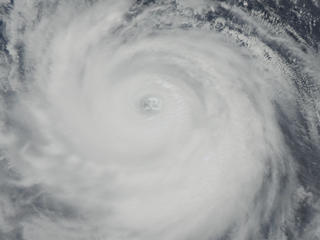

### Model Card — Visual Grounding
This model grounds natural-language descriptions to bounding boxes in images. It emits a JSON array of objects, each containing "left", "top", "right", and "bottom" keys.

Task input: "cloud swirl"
[{"left": 0, "top": 0, "right": 319, "bottom": 239}]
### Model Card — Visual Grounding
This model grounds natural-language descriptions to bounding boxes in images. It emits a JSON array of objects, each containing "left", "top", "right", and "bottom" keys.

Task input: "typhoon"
[{"left": 0, "top": 0, "right": 319, "bottom": 239}]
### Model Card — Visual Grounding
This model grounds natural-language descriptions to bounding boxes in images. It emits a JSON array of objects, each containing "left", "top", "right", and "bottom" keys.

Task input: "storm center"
[{"left": 138, "top": 95, "right": 163, "bottom": 115}]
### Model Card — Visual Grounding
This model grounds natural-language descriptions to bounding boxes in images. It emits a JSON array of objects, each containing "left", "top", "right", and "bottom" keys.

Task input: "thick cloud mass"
[{"left": 0, "top": 0, "right": 319, "bottom": 239}]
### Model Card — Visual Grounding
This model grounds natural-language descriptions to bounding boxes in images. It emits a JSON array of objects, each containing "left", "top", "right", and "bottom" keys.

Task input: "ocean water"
[{"left": 0, "top": 0, "right": 319, "bottom": 239}]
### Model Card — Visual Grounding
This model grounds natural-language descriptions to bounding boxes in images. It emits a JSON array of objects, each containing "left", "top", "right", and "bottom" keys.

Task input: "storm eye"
[{"left": 138, "top": 95, "right": 163, "bottom": 115}]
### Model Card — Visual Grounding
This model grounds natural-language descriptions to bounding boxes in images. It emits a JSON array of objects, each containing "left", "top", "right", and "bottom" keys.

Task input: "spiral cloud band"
[{"left": 0, "top": 0, "right": 319, "bottom": 239}]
